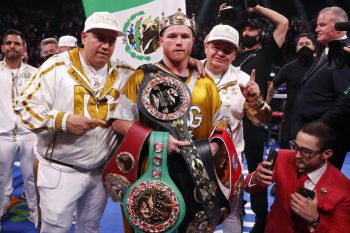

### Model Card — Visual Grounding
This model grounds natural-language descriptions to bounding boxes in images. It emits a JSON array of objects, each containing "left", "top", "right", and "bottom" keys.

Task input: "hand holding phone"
[
  {"left": 298, "top": 188, "right": 315, "bottom": 200},
  {"left": 266, "top": 149, "right": 278, "bottom": 171}
]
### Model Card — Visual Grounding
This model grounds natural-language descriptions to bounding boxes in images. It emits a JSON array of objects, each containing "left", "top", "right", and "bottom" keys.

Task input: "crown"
[{"left": 159, "top": 8, "right": 196, "bottom": 34}]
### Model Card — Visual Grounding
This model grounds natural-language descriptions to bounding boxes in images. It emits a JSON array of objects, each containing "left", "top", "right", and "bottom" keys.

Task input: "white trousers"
[
  {"left": 0, "top": 136, "right": 37, "bottom": 216},
  {"left": 222, "top": 188, "right": 243, "bottom": 233},
  {"left": 37, "top": 158, "right": 108, "bottom": 233}
]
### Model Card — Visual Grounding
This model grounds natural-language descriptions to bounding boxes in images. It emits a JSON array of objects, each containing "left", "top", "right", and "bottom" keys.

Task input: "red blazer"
[{"left": 244, "top": 149, "right": 350, "bottom": 233}]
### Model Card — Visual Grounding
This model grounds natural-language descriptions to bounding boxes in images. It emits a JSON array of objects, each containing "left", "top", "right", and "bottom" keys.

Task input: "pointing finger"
[{"left": 250, "top": 69, "right": 256, "bottom": 82}]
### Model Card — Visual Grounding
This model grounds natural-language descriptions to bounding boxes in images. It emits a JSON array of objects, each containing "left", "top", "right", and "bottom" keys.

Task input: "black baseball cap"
[{"left": 242, "top": 18, "right": 267, "bottom": 29}]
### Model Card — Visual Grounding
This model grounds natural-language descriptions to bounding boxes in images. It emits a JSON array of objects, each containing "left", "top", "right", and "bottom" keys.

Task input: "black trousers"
[
  {"left": 329, "top": 129, "right": 350, "bottom": 170},
  {"left": 243, "top": 116, "right": 268, "bottom": 232},
  {"left": 279, "top": 115, "right": 292, "bottom": 149}
]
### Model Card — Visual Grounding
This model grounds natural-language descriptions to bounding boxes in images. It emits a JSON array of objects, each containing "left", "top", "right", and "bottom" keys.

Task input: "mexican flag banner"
[{"left": 82, "top": 0, "right": 187, "bottom": 68}]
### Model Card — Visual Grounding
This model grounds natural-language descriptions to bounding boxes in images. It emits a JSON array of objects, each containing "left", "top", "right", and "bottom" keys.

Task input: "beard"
[
  {"left": 5, "top": 50, "right": 22, "bottom": 61},
  {"left": 297, "top": 46, "right": 315, "bottom": 66},
  {"left": 240, "top": 35, "right": 259, "bottom": 48}
]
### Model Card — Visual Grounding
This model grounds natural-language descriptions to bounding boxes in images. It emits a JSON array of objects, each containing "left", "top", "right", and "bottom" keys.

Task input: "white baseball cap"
[
  {"left": 84, "top": 12, "right": 125, "bottom": 37},
  {"left": 58, "top": 35, "right": 77, "bottom": 47},
  {"left": 207, "top": 24, "right": 239, "bottom": 48}
]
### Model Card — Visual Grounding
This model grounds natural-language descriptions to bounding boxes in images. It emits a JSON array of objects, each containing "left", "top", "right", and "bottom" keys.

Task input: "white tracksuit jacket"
[
  {"left": 16, "top": 48, "right": 134, "bottom": 169},
  {"left": 0, "top": 60, "right": 37, "bottom": 140}
]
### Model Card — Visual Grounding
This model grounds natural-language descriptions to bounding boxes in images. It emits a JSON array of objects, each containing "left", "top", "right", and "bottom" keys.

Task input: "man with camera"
[
  {"left": 219, "top": 2, "right": 289, "bottom": 232},
  {"left": 291, "top": 6, "right": 350, "bottom": 171},
  {"left": 244, "top": 121, "right": 350, "bottom": 233}
]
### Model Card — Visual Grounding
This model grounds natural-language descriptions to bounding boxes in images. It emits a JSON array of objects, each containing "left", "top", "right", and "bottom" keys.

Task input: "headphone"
[{"left": 246, "top": 17, "right": 271, "bottom": 42}]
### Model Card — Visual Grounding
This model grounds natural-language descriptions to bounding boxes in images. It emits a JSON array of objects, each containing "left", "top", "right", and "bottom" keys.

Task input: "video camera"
[
  {"left": 335, "top": 22, "right": 350, "bottom": 31},
  {"left": 218, "top": 0, "right": 258, "bottom": 28},
  {"left": 328, "top": 22, "right": 350, "bottom": 69}
]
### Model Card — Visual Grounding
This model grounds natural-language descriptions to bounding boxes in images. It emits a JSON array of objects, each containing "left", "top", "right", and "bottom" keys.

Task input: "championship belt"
[
  {"left": 102, "top": 121, "right": 152, "bottom": 202},
  {"left": 185, "top": 139, "right": 230, "bottom": 233},
  {"left": 123, "top": 131, "right": 185, "bottom": 233},
  {"left": 210, "top": 129, "right": 243, "bottom": 201},
  {"left": 137, "top": 64, "right": 229, "bottom": 229}
]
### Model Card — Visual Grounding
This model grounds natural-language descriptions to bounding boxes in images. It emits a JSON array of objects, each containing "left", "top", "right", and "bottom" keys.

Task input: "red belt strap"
[
  {"left": 210, "top": 129, "right": 243, "bottom": 200},
  {"left": 102, "top": 121, "right": 152, "bottom": 202}
]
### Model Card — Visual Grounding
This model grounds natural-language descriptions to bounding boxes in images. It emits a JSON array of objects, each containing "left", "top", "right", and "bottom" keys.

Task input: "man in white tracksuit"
[
  {"left": 203, "top": 24, "right": 271, "bottom": 233},
  {"left": 0, "top": 29, "right": 38, "bottom": 228},
  {"left": 16, "top": 12, "right": 134, "bottom": 233}
]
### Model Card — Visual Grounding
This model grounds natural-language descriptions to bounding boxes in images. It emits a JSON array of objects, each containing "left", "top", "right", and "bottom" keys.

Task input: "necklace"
[
  {"left": 86, "top": 65, "right": 100, "bottom": 87},
  {"left": 236, "top": 45, "right": 261, "bottom": 70},
  {"left": 79, "top": 51, "right": 108, "bottom": 92},
  {"left": 203, "top": 61, "right": 227, "bottom": 86},
  {"left": 11, "top": 66, "right": 20, "bottom": 111},
  {"left": 215, "top": 73, "right": 225, "bottom": 86}
]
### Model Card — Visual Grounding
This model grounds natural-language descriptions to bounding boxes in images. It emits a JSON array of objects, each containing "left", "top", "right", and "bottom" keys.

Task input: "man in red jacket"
[{"left": 244, "top": 121, "right": 350, "bottom": 233}]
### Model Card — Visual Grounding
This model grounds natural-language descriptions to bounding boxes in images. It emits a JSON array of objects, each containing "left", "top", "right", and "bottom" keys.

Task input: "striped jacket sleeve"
[{"left": 16, "top": 58, "right": 69, "bottom": 134}]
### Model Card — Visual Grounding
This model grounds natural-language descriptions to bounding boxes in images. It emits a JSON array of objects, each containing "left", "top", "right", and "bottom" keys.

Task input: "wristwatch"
[{"left": 308, "top": 214, "right": 320, "bottom": 229}]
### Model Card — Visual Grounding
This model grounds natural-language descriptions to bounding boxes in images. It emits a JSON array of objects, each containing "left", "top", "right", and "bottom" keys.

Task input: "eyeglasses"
[{"left": 289, "top": 140, "right": 323, "bottom": 159}]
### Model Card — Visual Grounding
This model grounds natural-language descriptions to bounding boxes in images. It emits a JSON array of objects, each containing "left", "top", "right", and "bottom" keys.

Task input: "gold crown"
[{"left": 160, "top": 8, "right": 196, "bottom": 33}]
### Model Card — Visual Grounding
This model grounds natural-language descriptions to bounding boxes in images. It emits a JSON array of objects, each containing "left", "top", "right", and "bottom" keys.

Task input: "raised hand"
[
  {"left": 239, "top": 69, "right": 261, "bottom": 103},
  {"left": 252, "top": 161, "right": 274, "bottom": 186}
]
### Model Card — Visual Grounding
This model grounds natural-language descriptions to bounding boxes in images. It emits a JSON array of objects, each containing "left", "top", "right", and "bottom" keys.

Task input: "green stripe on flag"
[{"left": 82, "top": 0, "right": 154, "bottom": 16}]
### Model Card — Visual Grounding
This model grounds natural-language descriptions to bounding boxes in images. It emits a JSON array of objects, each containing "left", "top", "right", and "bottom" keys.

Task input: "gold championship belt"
[{"left": 137, "top": 64, "right": 230, "bottom": 232}]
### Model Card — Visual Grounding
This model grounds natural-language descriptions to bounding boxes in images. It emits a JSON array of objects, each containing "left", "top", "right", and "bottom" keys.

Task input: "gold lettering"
[{"left": 74, "top": 86, "right": 120, "bottom": 120}]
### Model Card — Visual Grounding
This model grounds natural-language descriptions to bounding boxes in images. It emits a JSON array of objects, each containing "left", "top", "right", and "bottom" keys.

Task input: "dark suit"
[
  {"left": 291, "top": 52, "right": 350, "bottom": 169},
  {"left": 244, "top": 149, "right": 350, "bottom": 233}
]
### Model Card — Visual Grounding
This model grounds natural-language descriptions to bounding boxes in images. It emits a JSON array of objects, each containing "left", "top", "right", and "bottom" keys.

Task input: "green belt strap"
[{"left": 123, "top": 131, "right": 185, "bottom": 233}]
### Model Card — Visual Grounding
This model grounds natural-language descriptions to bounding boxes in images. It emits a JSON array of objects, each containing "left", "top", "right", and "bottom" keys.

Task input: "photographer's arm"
[
  {"left": 219, "top": 3, "right": 229, "bottom": 12},
  {"left": 249, "top": 5, "right": 289, "bottom": 48}
]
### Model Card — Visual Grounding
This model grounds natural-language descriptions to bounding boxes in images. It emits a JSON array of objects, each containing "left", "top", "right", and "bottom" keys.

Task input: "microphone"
[
  {"left": 98, "top": 97, "right": 108, "bottom": 103},
  {"left": 334, "top": 22, "right": 350, "bottom": 31}
]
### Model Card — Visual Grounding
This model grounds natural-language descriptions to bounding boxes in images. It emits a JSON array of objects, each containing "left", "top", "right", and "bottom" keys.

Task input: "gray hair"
[
  {"left": 319, "top": 6, "right": 348, "bottom": 23},
  {"left": 40, "top": 37, "right": 59, "bottom": 49}
]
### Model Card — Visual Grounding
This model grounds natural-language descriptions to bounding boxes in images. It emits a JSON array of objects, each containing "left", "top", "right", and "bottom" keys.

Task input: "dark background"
[{"left": 1, "top": 0, "right": 349, "bottom": 66}]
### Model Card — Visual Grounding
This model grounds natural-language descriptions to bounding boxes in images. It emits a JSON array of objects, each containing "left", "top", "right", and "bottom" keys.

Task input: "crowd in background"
[
  {"left": 0, "top": 0, "right": 84, "bottom": 66},
  {"left": 1, "top": 1, "right": 350, "bottom": 233},
  {"left": 1, "top": 0, "right": 345, "bottom": 69}
]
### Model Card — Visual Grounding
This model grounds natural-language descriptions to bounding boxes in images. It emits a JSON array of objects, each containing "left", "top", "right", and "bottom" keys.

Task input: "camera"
[
  {"left": 218, "top": 0, "right": 258, "bottom": 28},
  {"left": 328, "top": 22, "right": 350, "bottom": 69},
  {"left": 334, "top": 22, "right": 350, "bottom": 31},
  {"left": 328, "top": 37, "right": 350, "bottom": 69},
  {"left": 218, "top": 1, "right": 272, "bottom": 43}
]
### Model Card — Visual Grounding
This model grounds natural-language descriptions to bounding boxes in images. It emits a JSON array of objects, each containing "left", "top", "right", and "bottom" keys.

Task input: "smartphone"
[
  {"left": 266, "top": 149, "right": 278, "bottom": 170},
  {"left": 298, "top": 188, "right": 315, "bottom": 200}
]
